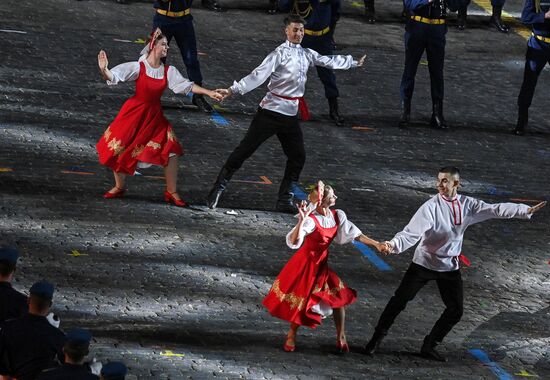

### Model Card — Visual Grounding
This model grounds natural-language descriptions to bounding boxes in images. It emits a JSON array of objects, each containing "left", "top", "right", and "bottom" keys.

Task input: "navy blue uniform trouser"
[
  {"left": 400, "top": 22, "right": 446, "bottom": 104},
  {"left": 224, "top": 108, "right": 306, "bottom": 190},
  {"left": 301, "top": 34, "right": 339, "bottom": 99},
  {"left": 518, "top": 45, "right": 550, "bottom": 109},
  {"left": 153, "top": 17, "right": 203, "bottom": 84},
  {"left": 373, "top": 262, "right": 464, "bottom": 343}
]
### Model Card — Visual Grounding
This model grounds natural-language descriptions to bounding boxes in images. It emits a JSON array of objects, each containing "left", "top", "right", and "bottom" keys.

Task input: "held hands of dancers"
[
  {"left": 214, "top": 88, "right": 233, "bottom": 101},
  {"left": 527, "top": 201, "right": 546, "bottom": 214}
]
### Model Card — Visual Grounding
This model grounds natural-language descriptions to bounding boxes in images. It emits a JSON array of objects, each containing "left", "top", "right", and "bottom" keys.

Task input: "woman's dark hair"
[{"left": 146, "top": 32, "right": 166, "bottom": 48}]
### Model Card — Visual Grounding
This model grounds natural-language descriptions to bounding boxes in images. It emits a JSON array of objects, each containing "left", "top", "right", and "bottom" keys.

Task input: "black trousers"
[
  {"left": 223, "top": 108, "right": 306, "bottom": 193},
  {"left": 517, "top": 45, "right": 550, "bottom": 110},
  {"left": 153, "top": 16, "right": 203, "bottom": 84},
  {"left": 373, "top": 262, "right": 463, "bottom": 343},
  {"left": 400, "top": 22, "right": 446, "bottom": 104}
]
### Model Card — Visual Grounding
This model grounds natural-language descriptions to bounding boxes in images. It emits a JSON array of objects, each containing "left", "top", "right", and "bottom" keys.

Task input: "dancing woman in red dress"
[
  {"left": 96, "top": 29, "right": 222, "bottom": 206},
  {"left": 263, "top": 182, "right": 385, "bottom": 353}
]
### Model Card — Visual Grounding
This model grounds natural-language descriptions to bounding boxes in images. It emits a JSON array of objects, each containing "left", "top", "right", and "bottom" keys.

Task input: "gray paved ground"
[{"left": 1, "top": 0, "right": 549, "bottom": 378}]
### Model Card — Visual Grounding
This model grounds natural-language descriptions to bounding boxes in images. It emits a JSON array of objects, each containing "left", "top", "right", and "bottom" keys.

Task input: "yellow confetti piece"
[
  {"left": 351, "top": 1, "right": 363, "bottom": 7},
  {"left": 213, "top": 104, "right": 228, "bottom": 112},
  {"left": 134, "top": 38, "right": 146, "bottom": 44},
  {"left": 68, "top": 250, "right": 88, "bottom": 257},
  {"left": 420, "top": 60, "right": 428, "bottom": 66},
  {"left": 160, "top": 350, "right": 185, "bottom": 357},
  {"left": 0, "top": 168, "right": 13, "bottom": 172},
  {"left": 515, "top": 370, "right": 538, "bottom": 377},
  {"left": 352, "top": 126, "right": 376, "bottom": 131}
]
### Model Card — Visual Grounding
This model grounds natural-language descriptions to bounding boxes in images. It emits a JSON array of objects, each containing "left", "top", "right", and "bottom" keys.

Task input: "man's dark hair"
[
  {"left": 284, "top": 15, "right": 307, "bottom": 26},
  {"left": 29, "top": 294, "right": 52, "bottom": 313},
  {"left": 64, "top": 342, "right": 89, "bottom": 363},
  {"left": 0, "top": 260, "right": 16, "bottom": 277},
  {"left": 439, "top": 166, "right": 460, "bottom": 177}
]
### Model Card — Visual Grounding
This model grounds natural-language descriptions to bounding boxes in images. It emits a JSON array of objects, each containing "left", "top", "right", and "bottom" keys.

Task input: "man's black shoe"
[
  {"left": 201, "top": 0, "right": 224, "bottom": 12},
  {"left": 457, "top": 7, "right": 467, "bottom": 30},
  {"left": 364, "top": 331, "right": 385, "bottom": 355},
  {"left": 420, "top": 347, "right": 447, "bottom": 362},
  {"left": 267, "top": 0, "right": 278, "bottom": 14},
  {"left": 192, "top": 94, "right": 214, "bottom": 113},
  {"left": 275, "top": 200, "right": 297, "bottom": 214},
  {"left": 398, "top": 100, "right": 411, "bottom": 129},
  {"left": 328, "top": 97, "right": 345, "bottom": 127},
  {"left": 206, "top": 185, "right": 225, "bottom": 209},
  {"left": 490, "top": 7, "right": 509, "bottom": 33},
  {"left": 430, "top": 102, "right": 448, "bottom": 129}
]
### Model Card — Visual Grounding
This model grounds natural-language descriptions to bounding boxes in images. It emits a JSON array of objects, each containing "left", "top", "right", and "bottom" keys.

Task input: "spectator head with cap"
[
  {"left": 0, "top": 247, "right": 19, "bottom": 282},
  {"left": 101, "top": 361, "right": 127, "bottom": 380},
  {"left": 28, "top": 280, "right": 55, "bottom": 316},
  {"left": 64, "top": 328, "right": 92, "bottom": 364}
]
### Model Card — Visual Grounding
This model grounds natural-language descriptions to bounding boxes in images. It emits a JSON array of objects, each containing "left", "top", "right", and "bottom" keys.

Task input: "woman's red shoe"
[
  {"left": 164, "top": 190, "right": 188, "bottom": 207},
  {"left": 103, "top": 187, "right": 126, "bottom": 199},
  {"left": 283, "top": 342, "right": 295, "bottom": 352},
  {"left": 336, "top": 340, "right": 350, "bottom": 354}
]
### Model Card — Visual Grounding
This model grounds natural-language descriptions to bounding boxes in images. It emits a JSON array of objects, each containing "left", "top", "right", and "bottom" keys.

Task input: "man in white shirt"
[
  {"left": 364, "top": 166, "right": 546, "bottom": 361},
  {"left": 206, "top": 15, "right": 365, "bottom": 213}
]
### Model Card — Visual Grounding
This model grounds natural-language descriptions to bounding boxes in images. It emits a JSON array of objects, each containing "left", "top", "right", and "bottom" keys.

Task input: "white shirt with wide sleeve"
[
  {"left": 230, "top": 40, "right": 358, "bottom": 116},
  {"left": 389, "top": 194, "right": 532, "bottom": 272},
  {"left": 286, "top": 209, "right": 362, "bottom": 249},
  {"left": 106, "top": 59, "right": 194, "bottom": 95}
]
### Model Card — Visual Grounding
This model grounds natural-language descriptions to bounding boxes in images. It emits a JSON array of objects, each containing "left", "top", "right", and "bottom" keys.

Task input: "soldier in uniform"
[
  {"left": 37, "top": 329, "right": 99, "bottom": 380},
  {"left": 399, "top": 0, "right": 448, "bottom": 130},
  {"left": 0, "top": 247, "right": 27, "bottom": 323},
  {"left": 513, "top": 0, "right": 550, "bottom": 135},
  {"left": 279, "top": 0, "right": 348, "bottom": 126},
  {"left": 451, "top": 0, "right": 509, "bottom": 32},
  {"left": 153, "top": 0, "right": 215, "bottom": 112},
  {"left": 100, "top": 362, "right": 127, "bottom": 380},
  {"left": 0, "top": 281, "right": 66, "bottom": 380}
]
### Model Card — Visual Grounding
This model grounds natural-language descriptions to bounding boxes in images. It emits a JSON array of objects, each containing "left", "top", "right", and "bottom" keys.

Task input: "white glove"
[
  {"left": 88, "top": 358, "right": 103, "bottom": 376},
  {"left": 46, "top": 313, "right": 60, "bottom": 328}
]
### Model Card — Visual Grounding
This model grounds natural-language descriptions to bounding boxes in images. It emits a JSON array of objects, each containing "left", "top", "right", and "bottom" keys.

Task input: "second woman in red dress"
[{"left": 263, "top": 182, "right": 385, "bottom": 353}]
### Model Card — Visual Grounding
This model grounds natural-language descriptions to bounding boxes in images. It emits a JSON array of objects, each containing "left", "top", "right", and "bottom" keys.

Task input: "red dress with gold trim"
[
  {"left": 96, "top": 62, "right": 183, "bottom": 175},
  {"left": 262, "top": 210, "right": 357, "bottom": 328}
]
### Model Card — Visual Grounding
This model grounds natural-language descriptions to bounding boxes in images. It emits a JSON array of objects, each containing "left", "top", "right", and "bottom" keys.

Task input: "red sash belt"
[{"left": 271, "top": 92, "right": 310, "bottom": 121}]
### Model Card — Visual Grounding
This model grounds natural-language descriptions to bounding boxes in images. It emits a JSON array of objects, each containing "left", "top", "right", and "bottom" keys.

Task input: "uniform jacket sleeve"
[{"left": 521, "top": 0, "right": 547, "bottom": 25}]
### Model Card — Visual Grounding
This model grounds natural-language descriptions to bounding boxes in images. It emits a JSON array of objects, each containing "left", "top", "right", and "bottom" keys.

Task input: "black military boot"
[
  {"left": 512, "top": 107, "right": 528, "bottom": 136},
  {"left": 275, "top": 179, "right": 298, "bottom": 214},
  {"left": 206, "top": 167, "right": 234, "bottom": 209},
  {"left": 364, "top": 0, "right": 376, "bottom": 24},
  {"left": 420, "top": 335, "right": 447, "bottom": 362},
  {"left": 364, "top": 330, "right": 387, "bottom": 355},
  {"left": 490, "top": 6, "right": 509, "bottom": 33},
  {"left": 328, "top": 97, "right": 345, "bottom": 127},
  {"left": 457, "top": 6, "right": 467, "bottom": 30},
  {"left": 267, "top": 0, "right": 278, "bottom": 14},
  {"left": 201, "top": 0, "right": 224, "bottom": 12},
  {"left": 398, "top": 99, "right": 411, "bottom": 129},
  {"left": 430, "top": 101, "right": 448, "bottom": 129},
  {"left": 192, "top": 93, "right": 214, "bottom": 113}
]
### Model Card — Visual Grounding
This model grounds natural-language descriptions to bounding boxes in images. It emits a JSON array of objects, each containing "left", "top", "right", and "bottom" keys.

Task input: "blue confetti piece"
[
  {"left": 211, "top": 111, "right": 229, "bottom": 126},
  {"left": 469, "top": 349, "right": 514, "bottom": 380},
  {"left": 353, "top": 241, "right": 392, "bottom": 272},
  {"left": 291, "top": 183, "right": 308, "bottom": 201},
  {"left": 487, "top": 187, "right": 512, "bottom": 196}
]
